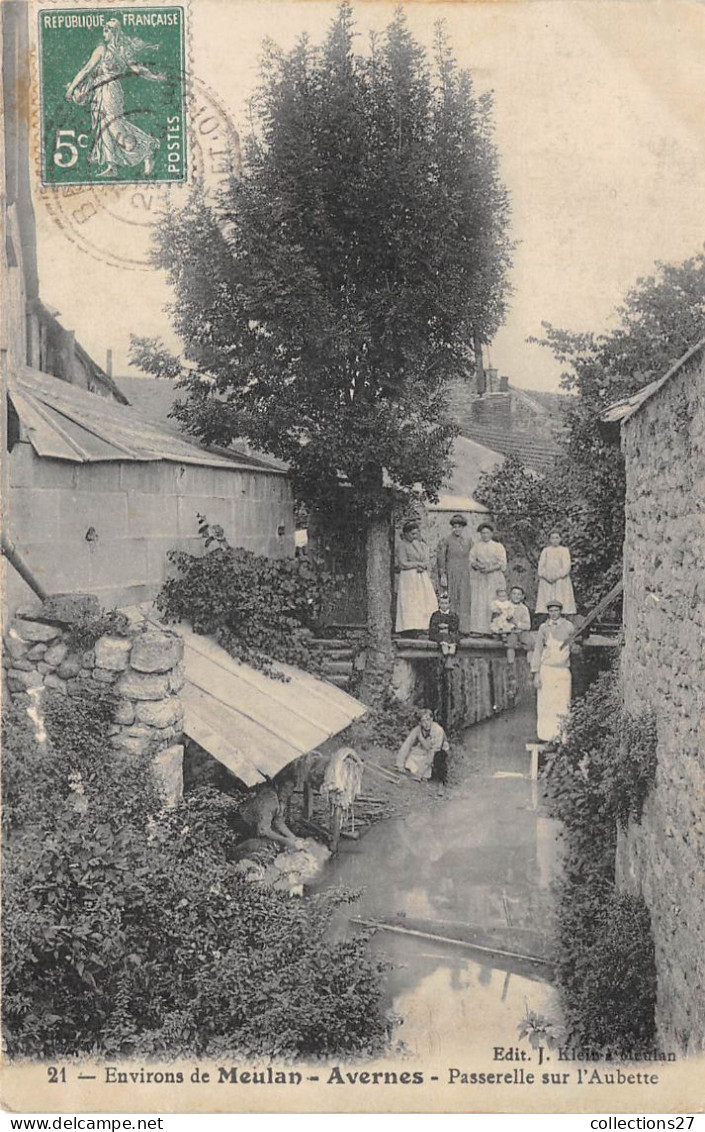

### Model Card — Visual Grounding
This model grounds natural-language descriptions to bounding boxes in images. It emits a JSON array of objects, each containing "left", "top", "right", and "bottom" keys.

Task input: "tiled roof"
[
  {"left": 460, "top": 422, "right": 564, "bottom": 470},
  {"left": 515, "top": 387, "right": 572, "bottom": 417}
]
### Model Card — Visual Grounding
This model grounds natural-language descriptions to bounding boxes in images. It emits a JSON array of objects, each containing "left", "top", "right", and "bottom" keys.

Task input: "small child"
[
  {"left": 429, "top": 592, "right": 461, "bottom": 665},
  {"left": 510, "top": 585, "right": 532, "bottom": 632},
  {"left": 490, "top": 587, "right": 515, "bottom": 634}
]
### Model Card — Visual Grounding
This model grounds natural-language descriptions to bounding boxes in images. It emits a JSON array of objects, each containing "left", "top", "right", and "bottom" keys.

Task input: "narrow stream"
[{"left": 318, "top": 697, "right": 563, "bottom": 1061}]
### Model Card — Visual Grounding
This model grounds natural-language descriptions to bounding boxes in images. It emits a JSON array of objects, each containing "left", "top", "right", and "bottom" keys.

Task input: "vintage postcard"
[{"left": 1, "top": 0, "right": 704, "bottom": 1117}]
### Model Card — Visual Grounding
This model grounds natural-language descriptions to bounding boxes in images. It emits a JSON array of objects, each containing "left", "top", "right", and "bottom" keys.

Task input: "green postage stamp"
[{"left": 38, "top": 7, "right": 187, "bottom": 185}]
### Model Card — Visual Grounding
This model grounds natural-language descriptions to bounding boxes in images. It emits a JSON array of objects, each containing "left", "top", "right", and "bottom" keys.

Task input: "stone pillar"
[{"left": 3, "top": 614, "right": 186, "bottom": 805}]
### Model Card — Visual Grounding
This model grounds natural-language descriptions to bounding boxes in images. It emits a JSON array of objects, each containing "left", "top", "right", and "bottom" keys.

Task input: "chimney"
[
  {"left": 499, "top": 374, "right": 509, "bottom": 392},
  {"left": 105, "top": 348, "right": 113, "bottom": 377},
  {"left": 486, "top": 367, "right": 498, "bottom": 393}
]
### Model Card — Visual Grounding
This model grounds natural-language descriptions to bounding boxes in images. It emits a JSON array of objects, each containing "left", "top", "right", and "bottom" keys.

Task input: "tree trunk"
[{"left": 360, "top": 512, "right": 395, "bottom": 706}]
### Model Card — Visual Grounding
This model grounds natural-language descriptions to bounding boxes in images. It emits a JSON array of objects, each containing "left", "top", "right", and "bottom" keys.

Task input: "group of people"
[
  {"left": 395, "top": 516, "right": 579, "bottom": 758},
  {"left": 395, "top": 515, "right": 576, "bottom": 638}
]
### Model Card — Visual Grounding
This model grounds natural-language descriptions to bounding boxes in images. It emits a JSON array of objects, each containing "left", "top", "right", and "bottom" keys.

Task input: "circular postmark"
[{"left": 39, "top": 74, "right": 240, "bottom": 271}]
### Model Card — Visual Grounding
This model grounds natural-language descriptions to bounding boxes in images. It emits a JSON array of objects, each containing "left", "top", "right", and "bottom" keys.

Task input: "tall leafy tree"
[
  {"left": 476, "top": 251, "right": 705, "bottom": 609},
  {"left": 133, "top": 6, "right": 511, "bottom": 699}
]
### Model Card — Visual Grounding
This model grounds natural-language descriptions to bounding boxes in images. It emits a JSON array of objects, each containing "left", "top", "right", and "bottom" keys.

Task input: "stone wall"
[
  {"left": 6, "top": 442, "right": 294, "bottom": 615},
  {"left": 391, "top": 639, "right": 532, "bottom": 731},
  {"left": 615, "top": 350, "right": 705, "bottom": 1052},
  {"left": 3, "top": 609, "right": 186, "bottom": 805}
]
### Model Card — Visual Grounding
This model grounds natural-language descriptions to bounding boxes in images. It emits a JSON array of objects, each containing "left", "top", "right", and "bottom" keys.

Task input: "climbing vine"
[{"left": 157, "top": 516, "right": 338, "bottom": 678}]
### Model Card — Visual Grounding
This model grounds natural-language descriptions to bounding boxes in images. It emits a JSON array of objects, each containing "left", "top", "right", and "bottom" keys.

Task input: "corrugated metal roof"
[
  {"left": 602, "top": 338, "right": 705, "bottom": 425},
  {"left": 114, "top": 374, "right": 289, "bottom": 472},
  {"left": 126, "top": 607, "right": 368, "bottom": 786},
  {"left": 10, "top": 367, "right": 287, "bottom": 473}
]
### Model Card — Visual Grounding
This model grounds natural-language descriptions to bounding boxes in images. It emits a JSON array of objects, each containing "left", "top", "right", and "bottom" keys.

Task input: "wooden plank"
[
  {"left": 183, "top": 626, "right": 366, "bottom": 733},
  {"left": 351, "top": 918, "right": 553, "bottom": 972},
  {"left": 9, "top": 389, "right": 86, "bottom": 461},
  {"left": 571, "top": 579, "right": 624, "bottom": 642},
  {"left": 181, "top": 684, "right": 297, "bottom": 780},
  {"left": 184, "top": 646, "right": 325, "bottom": 752},
  {"left": 181, "top": 698, "right": 264, "bottom": 786}
]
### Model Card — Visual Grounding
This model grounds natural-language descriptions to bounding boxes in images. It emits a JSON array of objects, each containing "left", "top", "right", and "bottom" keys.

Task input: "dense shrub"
[
  {"left": 554, "top": 884, "right": 656, "bottom": 1056},
  {"left": 2, "top": 688, "right": 390, "bottom": 1060},
  {"left": 541, "top": 666, "right": 658, "bottom": 1054},
  {"left": 157, "top": 516, "right": 337, "bottom": 677}
]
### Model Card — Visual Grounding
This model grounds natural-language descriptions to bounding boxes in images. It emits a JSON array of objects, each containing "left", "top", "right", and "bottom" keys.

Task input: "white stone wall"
[
  {"left": 7, "top": 443, "right": 294, "bottom": 612},
  {"left": 616, "top": 351, "right": 705, "bottom": 1052}
]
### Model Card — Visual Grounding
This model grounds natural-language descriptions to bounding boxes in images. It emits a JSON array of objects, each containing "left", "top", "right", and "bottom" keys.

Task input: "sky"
[{"left": 32, "top": 0, "right": 705, "bottom": 392}]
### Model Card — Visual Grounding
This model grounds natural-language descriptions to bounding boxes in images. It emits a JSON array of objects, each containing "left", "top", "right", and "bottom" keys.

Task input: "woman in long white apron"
[
  {"left": 535, "top": 530, "right": 577, "bottom": 615},
  {"left": 395, "top": 520, "right": 439, "bottom": 634},
  {"left": 530, "top": 600, "right": 573, "bottom": 742}
]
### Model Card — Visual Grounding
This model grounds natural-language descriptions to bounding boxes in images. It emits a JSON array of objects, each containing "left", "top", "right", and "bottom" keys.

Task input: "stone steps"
[
  {"left": 325, "top": 673, "right": 353, "bottom": 688},
  {"left": 322, "top": 659, "right": 354, "bottom": 676}
]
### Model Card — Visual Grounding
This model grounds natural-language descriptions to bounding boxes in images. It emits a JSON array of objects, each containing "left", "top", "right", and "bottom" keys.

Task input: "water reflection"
[{"left": 318, "top": 698, "right": 563, "bottom": 1053}]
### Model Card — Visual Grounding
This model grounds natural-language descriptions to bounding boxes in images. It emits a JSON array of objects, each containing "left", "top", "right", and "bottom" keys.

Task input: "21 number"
[
  {"left": 47, "top": 1066, "right": 66, "bottom": 1083},
  {"left": 53, "top": 129, "right": 88, "bottom": 169}
]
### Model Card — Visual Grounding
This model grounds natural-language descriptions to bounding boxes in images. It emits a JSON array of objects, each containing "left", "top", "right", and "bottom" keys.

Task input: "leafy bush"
[
  {"left": 543, "top": 668, "right": 658, "bottom": 874},
  {"left": 541, "top": 666, "right": 658, "bottom": 1054},
  {"left": 554, "top": 882, "right": 656, "bottom": 1056},
  {"left": 65, "top": 608, "right": 131, "bottom": 654},
  {"left": 157, "top": 517, "right": 337, "bottom": 677},
  {"left": 344, "top": 694, "right": 421, "bottom": 752},
  {"left": 2, "top": 687, "right": 389, "bottom": 1060}
]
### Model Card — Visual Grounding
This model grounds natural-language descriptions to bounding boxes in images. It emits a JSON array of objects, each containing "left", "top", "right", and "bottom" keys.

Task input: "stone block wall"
[
  {"left": 3, "top": 612, "right": 186, "bottom": 805},
  {"left": 6, "top": 443, "right": 294, "bottom": 615},
  {"left": 615, "top": 351, "right": 705, "bottom": 1052}
]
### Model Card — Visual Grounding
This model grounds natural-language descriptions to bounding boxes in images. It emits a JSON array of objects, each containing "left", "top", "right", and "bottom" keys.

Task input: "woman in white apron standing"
[
  {"left": 395, "top": 519, "right": 439, "bottom": 635},
  {"left": 530, "top": 599, "right": 573, "bottom": 742}
]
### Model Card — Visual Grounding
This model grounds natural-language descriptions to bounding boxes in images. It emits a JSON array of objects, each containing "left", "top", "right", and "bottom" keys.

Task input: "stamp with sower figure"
[{"left": 38, "top": 7, "right": 187, "bottom": 186}]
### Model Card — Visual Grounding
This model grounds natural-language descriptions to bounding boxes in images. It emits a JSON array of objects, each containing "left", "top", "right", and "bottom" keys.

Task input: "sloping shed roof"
[
  {"left": 10, "top": 367, "right": 286, "bottom": 473},
  {"left": 125, "top": 607, "right": 367, "bottom": 786},
  {"left": 602, "top": 338, "right": 705, "bottom": 424},
  {"left": 115, "top": 373, "right": 288, "bottom": 472},
  {"left": 428, "top": 493, "right": 489, "bottom": 514},
  {"left": 445, "top": 434, "right": 504, "bottom": 500}
]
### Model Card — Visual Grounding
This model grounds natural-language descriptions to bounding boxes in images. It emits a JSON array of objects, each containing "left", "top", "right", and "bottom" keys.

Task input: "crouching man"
[{"left": 397, "top": 708, "right": 450, "bottom": 784}]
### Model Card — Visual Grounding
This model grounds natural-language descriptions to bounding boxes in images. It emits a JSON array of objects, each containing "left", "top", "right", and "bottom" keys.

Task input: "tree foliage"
[
  {"left": 157, "top": 515, "right": 337, "bottom": 678},
  {"left": 132, "top": 5, "right": 512, "bottom": 522},
  {"left": 477, "top": 251, "right": 705, "bottom": 609}
]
